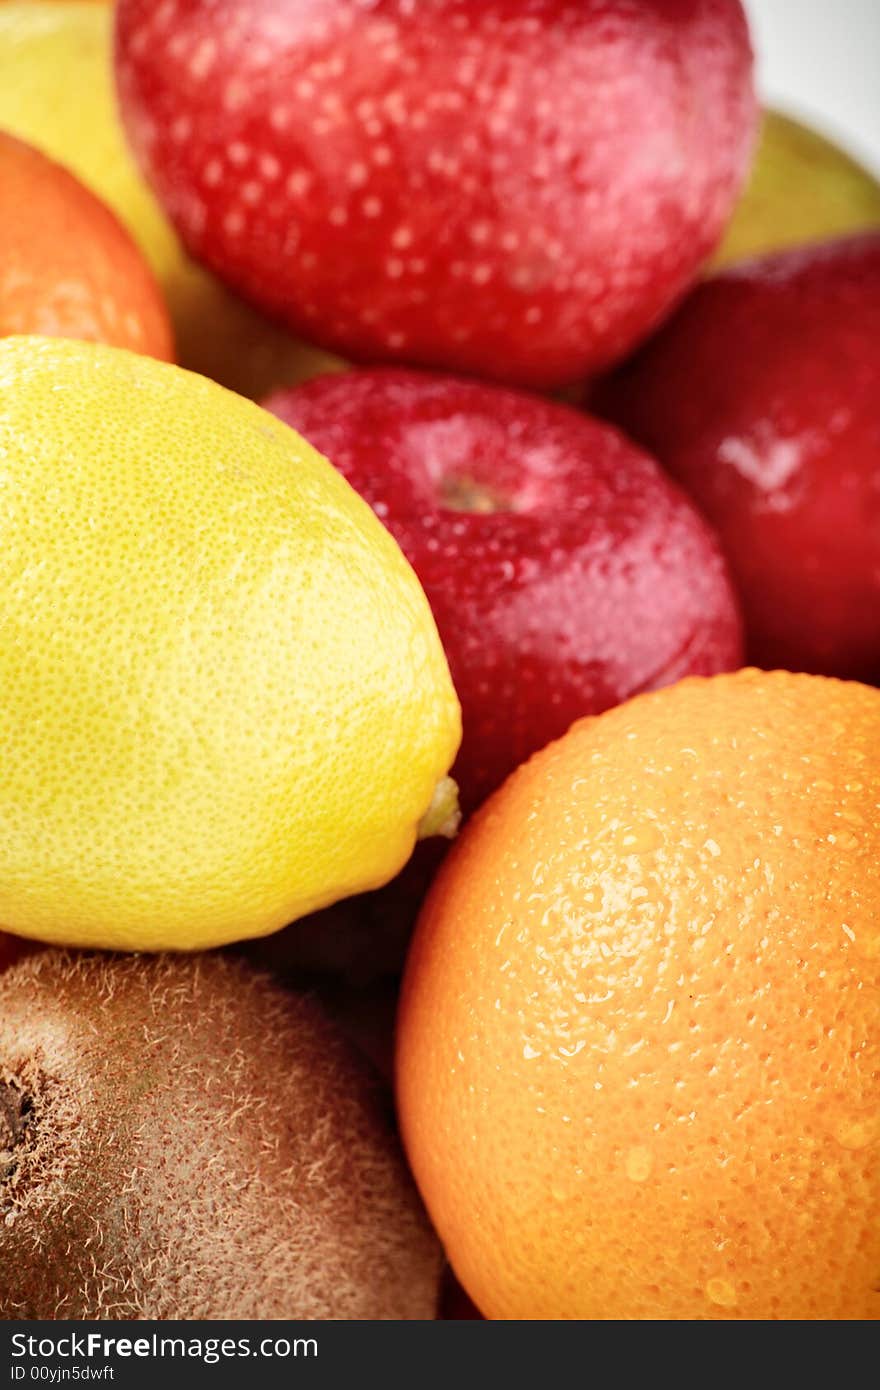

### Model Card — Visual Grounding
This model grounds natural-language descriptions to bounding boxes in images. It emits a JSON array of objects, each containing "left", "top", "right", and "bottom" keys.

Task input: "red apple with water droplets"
[
  {"left": 265, "top": 369, "right": 744, "bottom": 814},
  {"left": 252, "top": 367, "right": 743, "bottom": 982},
  {"left": 595, "top": 233, "right": 880, "bottom": 682},
  {"left": 114, "top": 0, "right": 756, "bottom": 389}
]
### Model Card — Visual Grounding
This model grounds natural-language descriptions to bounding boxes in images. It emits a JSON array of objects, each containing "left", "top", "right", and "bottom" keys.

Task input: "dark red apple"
[
  {"left": 595, "top": 233, "right": 880, "bottom": 682},
  {"left": 114, "top": 0, "right": 756, "bottom": 389},
  {"left": 0, "top": 934, "right": 32, "bottom": 973},
  {"left": 265, "top": 369, "right": 744, "bottom": 813},
  {"left": 233, "top": 932, "right": 400, "bottom": 1080},
  {"left": 250, "top": 367, "right": 742, "bottom": 982},
  {"left": 439, "top": 1267, "right": 484, "bottom": 1321},
  {"left": 241, "top": 865, "right": 435, "bottom": 984}
]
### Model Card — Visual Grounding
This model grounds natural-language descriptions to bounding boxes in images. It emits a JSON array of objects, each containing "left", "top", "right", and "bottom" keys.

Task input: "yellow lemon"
[
  {"left": 0, "top": 2, "right": 344, "bottom": 396},
  {"left": 713, "top": 109, "right": 880, "bottom": 268},
  {"left": 0, "top": 337, "right": 461, "bottom": 952}
]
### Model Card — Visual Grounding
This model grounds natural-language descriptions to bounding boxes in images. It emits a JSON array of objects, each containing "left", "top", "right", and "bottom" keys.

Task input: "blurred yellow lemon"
[{"left": 713, "top": 109, "right": 880, "bottom": 267}]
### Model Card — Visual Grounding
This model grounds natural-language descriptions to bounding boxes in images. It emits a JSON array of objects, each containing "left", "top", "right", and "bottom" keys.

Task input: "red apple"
[
  {"left": 265, "top": 369, "right": 744, "bottom": 813},
  {"left": 114, "top": 0, "right": 756, "bottom": 389},
  {"left": 240, "top": 838, "right": 447, "bottom": 984},
  {"left": 240, "top": 863, "right": 434, "bottom": 984},
  {"left": 0, "top": 934, "right": 32, "bottom": 973},
  {"left": 252, "top": 367, "right": 742, "bottom": 983},
  {"left": 234, "top": 935, "right": 400, "bottom": 1080},
  {"left": 439, "top": 1267, "right": 484, "bottom": 1321},
  {"left": 595, "top": 233, "right": 880, "bottom": 682}
]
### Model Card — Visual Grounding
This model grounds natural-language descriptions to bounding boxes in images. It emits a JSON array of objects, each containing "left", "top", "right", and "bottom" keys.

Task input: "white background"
[{"left": 747, "top": 0, "right": 880, "bottom": 171}]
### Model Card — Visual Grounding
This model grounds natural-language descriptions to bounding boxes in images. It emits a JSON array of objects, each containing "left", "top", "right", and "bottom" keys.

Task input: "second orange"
[{"left": 0, "top": 131, "right": 172, "bottom": 359}]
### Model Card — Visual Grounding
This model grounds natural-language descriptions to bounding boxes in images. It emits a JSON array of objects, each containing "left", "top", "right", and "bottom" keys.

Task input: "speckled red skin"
[
  {"left": 114, "top": 0, "right": 756, "bottom": 389},
  {"left": 265, "top": 369, "right": 743, "bottom": 812},
  {"left": 595, "top": 234, "right": 880, "bottom": 683}
]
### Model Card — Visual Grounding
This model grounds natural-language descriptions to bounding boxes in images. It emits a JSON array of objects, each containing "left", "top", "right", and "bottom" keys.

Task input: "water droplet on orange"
[
  {"left": 831, "top": 1114, "right": 879, "bottom": 1150},
  {"left": 855, "top": 932, "right": 880, "bottom": 961},
  {"left": 705, "top": 1277, "right": 737, "bottom": 1308},
  {"left": 620, "top": 823, "right": 664, "bottom": 854},
  {"left": 625, "top": 1146, "right": 653, "bottom": 1182},
  {"left": 828, "top": 829, "right": 859, "bottom": 850}
]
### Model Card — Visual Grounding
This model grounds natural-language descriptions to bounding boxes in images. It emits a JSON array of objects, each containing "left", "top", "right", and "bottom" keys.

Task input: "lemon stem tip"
[{"left": 417, "top": 776, "right": 461, "bottom": 841}]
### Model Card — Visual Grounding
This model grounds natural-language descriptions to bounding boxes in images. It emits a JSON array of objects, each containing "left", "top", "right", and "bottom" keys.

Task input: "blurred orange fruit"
[
  {"left": 0, "top": 131, "right": 172, "bottom": 357},
  {"left": 0, "top": 1, "right": 343, "bottom": 397},
  {"left": 398, "top": 669, "right": 880, "bottom": 1320}
]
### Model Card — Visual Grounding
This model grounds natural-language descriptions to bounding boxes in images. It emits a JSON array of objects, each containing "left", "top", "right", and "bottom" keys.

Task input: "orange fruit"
[
  {"left": 0, "top": 131, "right": 172, "bottom": 357},
  {"left": 0, "top": 1, "right": 343, "bottom": 397},
  {"left": 397, "top": 669, "right": 880, "bottom": 1320}
]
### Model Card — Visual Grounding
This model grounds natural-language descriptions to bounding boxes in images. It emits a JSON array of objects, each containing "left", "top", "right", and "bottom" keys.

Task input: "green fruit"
[
  {"left": 713, "top": 109, "right": 880, "bottom": 268},
  {"left": 0, "top": 951, "right": 441, "bottom": 1319}
]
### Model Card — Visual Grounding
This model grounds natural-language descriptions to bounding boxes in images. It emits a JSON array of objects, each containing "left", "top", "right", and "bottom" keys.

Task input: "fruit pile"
[{"left": 0, "top": 0, "right": 877, "bottom": 1323}]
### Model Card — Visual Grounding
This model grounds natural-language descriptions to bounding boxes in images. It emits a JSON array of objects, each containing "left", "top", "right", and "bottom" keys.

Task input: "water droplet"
[
  {"left": 705, "top": 1277, "right": 737, "bottom": 1308},
  {"left": 831, "top": 1114, "right": 880, "bottom": 1150},
  {"left": 621, "top": 823, "right": 664, "bottom": 854},
  {"left": 625, "top": 1146, "right": 653, "bottom": 1182},
  {"left": 827, "top": 830, "right": 859, "bottom": 850},
  {"left": 550, "top": 1183, "right": 568, "bottom": 1203},
  {"left": 854, "top": 932, "right": 880, "bottom": 961}
]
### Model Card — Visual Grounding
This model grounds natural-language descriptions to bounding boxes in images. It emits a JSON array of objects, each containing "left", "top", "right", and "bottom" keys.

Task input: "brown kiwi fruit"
[{"left": 0, "top": 950, "right": 441, "bottom": 1319}]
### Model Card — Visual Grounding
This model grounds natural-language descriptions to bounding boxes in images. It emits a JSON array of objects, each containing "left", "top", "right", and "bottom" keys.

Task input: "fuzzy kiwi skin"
[{"left": 0, "top": 951, "right": 441, "bottom": 1319}]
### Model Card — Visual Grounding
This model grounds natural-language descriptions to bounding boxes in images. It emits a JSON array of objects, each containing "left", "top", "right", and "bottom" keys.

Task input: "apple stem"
[{"left": 440, "top": 476, "right": 510, "bottom": 513}]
